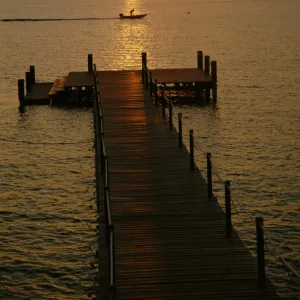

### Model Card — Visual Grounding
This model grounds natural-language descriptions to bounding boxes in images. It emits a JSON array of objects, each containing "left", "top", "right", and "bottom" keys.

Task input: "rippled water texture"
[{"left": 1, "top": 0, "right": 299, "bottom": 298}]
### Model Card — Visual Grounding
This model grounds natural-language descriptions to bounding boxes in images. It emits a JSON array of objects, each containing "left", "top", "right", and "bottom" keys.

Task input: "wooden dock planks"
[
  {"left": 64, "top": 71, "right": 94, "bottom": 88},
  {"left": 96, "top": 70, "right": 278, "bottom": 300},
  {"left": 25, "top": 82, "right": 53, "bottom": 104},
  {"left": 48, "top": 76, "right": 67, "bottom": 96},
  {"left": 151, "top": 68, "right": 212, "bottom": 84}
]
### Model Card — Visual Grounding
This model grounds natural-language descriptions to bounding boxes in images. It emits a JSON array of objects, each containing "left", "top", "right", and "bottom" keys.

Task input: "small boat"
[{"left": 119, "top": 13, "right": 147, "bottom": 19}]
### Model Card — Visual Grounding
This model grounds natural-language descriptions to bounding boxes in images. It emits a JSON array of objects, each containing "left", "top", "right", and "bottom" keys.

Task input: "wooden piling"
[
  {"left": 212, "top": 88, "right": 218, "bottom": 102},
  {"left": 205, "top": 88, "right": 210, "bottom": 102},
  {"left": 225, "top": 181, "right": 232, "bottom": 238},
  {"left": 256, "top": 217, "right": 266, "bottom": 289},
  {"left": 29, "top": 65, "right": 35, "bottom": 84},
  {"left": 154, "top": 80, "right": 158, "bottom": 106},
  {"left": 197, "top": 51, "right": 203, "bottom": 69},
  {"left": 149, "top": 72, "right": 153, "bottom": 96},
  {"left": 204, "top": 55, "right": 210, "bottom": 75},
  {"left": 108, "top": 224, "right": 116, "bottom": 300},
  {"left": 88, "top": 54, "right": 93, "bottom": 72},
  {"left": 25, "top": 72, "right": 31, "bottom": 93},
  {"left": 141, "top": 52, "right": 146, "bottom": 84},
  {"left": 211, "top": 61, "right": 217, "bottom": 85},
  {"left": 178, "top": 113, "right": 182, "bottom": 148},
  {"left": 162, "top": 100, "right": 166, "bottom": 119},
  {"left": 168, "top": 101, "right": 172, "bottom": 131},
  {"left": 145, "top": 71, "right": 148, "bottom": 90},
  {"left": 189, "top": 129, "right": 194, "bottom": 171},
  {"left": 142, "top": 52, "right": 147, "bottom": 85},
  {"left": 18, "top": 79, "right": 25, "bottom": 106},
  {"left": 207, "top": 153, "right": 212, "bottom": 199},
  {"left": 211, "top": 61, "right": 217, "bottom": 102}
]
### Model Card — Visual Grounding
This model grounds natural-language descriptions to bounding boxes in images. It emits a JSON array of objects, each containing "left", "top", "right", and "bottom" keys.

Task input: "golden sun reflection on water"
[{"left": 111, "top": 22, "right": 149, "bottom": 69}]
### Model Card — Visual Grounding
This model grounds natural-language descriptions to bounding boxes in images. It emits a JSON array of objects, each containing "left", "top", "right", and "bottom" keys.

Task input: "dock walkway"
[{"left": 96, "top": 70, "right": 278, "bottom": 300}]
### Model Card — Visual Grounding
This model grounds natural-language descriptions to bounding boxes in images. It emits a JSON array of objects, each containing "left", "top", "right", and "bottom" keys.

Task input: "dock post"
[
  {"left": 149, "top": 72, "right": 153, "bottom": 96},
  {"left": 168, "top": 101, "right": 172, "bottom": 130},
  {"left": 145, "top": 71, "right": 148, "bottom": 90},
  {"left": 204, "top": 56, "right": 211, "bottom": 102},
  {"left": 108, "top": 224, "right": 116, "bottom": 300},
  {"left": 211, "top": 61, "right": 217, "bottom": 102},
  {"left": 256, "top": 217, "right": 266, "bottom": 289},
  {"left": 88, "top": 54, "right": 93, "bottom": 72},
  {"left": 141, "top": 52, "right": 146, "bottom": 84},
  {"left": 29, "top": 65, "right": 35, "bottom": 84},
  {"left": 178, "top": 113, "right": 183, "bottom": 148},
  {"left": 104, "top": 186, "right": 108, "bottom": 244},
  {"left": 211, "top": 61, "right": 217, "bottom": 85},
  {"left": 142, "top": 52, "right": 147, "bottom": 86},
  {"left": 25, "top": 72, "right": 31, "bottom": 93},
  {"left": 18, "top": 79, "right": 25, "bottom": 107},
  {"left": 205, "top": 89, "right": 210, "bottom": 102},
  {"left": 204, "top": 56, "right": 210, "bottom": 74},
  {"left": 197, "top": 51, "right": 203, "bottom": 69},
  {"left": 162, "top": 99, "right": 166, "bottom": 119},
  {"left": 225, "top": 181, "right": 232, "bottom": 238},
  {"left": 154, "top": 80, "right": 158, "bottom": 106},
  {"left": 207, "top": 153, "right": 212, "bottom": 199},
  {"left": 189, "top": 129, "right": 194, "bottom": 171}
]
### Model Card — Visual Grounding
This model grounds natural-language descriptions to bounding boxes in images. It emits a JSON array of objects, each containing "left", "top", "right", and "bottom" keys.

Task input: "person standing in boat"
[{"left": 130, "top": 8, "right": 134, "bottom": 15}]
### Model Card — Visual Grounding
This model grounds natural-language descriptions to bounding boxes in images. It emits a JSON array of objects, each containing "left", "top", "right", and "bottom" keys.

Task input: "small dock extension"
[
  {"left": 18, "top": 54, "right": 95, "bottom": 107},
  {"left": 48, "top": 76, "right": 67, "bottom": 105},
  {"left": 142, "top": 51, "right": 217, "bottom": 103}
]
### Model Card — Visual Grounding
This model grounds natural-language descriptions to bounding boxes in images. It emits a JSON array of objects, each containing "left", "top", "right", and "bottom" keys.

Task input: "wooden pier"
[
  {"left": 93, "top": 67, "right": 278, "bottom": 299},
  {"left": 16, "top": 54, "right": 280, "bottom": 299}
]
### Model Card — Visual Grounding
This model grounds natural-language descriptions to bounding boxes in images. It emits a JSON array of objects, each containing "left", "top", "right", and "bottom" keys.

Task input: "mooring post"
[
  {"left": 256, "top": 217, "right": 266, "bottom": 289},
  {"left": 149, "top": 72, "right": 153, "bottom": 96},
  {"left": 211, "top": 61, "right": 217, "bottom": 102},
  {"left": 108, "top": 224, "right": 116, "bottom": 300},
  {"left": 93, "top": 63, "right": 97, "bottom": 86},
  {"left": 205, "top": 89, "right": 210, "bottom": 102},
  {"left": 204, "top": 55, "right": 210, "bottom": 75},
  {"left": 178, "top": 113, "right": 183, "bottom": 148},
  {"left": 211, "top": 61, "right": 217, "bottom": 86},
  {"left": 189, "top": 129, "right": 194, "bottom": 171},
  {"left": 154, "top": 80, "right": 158, "bottom": 106},
  {"left": 207, "top": 153, "right": 212, "bottom": 199},
  {"left": 29, "top": 65, "right": 35, "bottom": 84},
  {"left": 108, "top": 224, "right": 113, "bottom": 284},
  {"left": 142, "top": 52, "right": 148, "bottom": 86},
  {"left": 225, "top": 181, "right": 232, "bottom": 238},
  {"left": 88, "top": 54, "right": 93, "bottom": 72},
  {"left": 103, "top": 186, "right": 108, "bottom": 243},
  {"left": 141, "top": 52, "right": 146, "bottom": 84},
  {"left": 100, "top": 133, "right": 105, "bottom": 174},
  {"left": 168, "top": 101, "right": 173, "bottom": 130},
  {"left": 197, "top": 51, "right": 203, "bottom": 69},
  {"left": 145, "top": 70, "right": 148, "bottom": 90},
  {"left": 18, "top": 79, "right": 25, "bottom": 106},
  {"left": 212, "top": 88, "right": 217, "bottom": 102},
  {"left": 25, "top": 72, "right": 31, "bottom": 93},
  {"left": 162, "top": 99, "right": 166, "bottom": 119}
]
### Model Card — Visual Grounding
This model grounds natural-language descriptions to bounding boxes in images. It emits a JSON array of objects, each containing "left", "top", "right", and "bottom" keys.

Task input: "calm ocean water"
[{"left": 0, "top": 0, "right": 299, "bottom": 299}]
